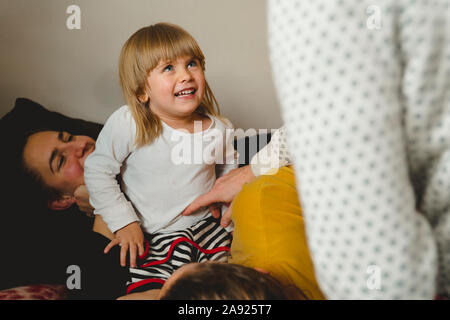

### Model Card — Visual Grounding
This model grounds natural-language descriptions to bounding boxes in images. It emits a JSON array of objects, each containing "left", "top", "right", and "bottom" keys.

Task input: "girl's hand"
[
  {"left": 74, "top": 184, "right": 94, "bottom": 217},
  {"left": 104, "top": 221, "right": 144, "bottom": 268}
]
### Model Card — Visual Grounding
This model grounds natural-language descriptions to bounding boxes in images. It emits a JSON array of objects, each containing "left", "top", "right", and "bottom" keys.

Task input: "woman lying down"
[{"left": 22, "top": 125, "right": 323, "bottom": 299}]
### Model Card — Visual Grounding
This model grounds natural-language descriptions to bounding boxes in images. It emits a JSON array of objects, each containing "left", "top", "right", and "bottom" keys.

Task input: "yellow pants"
[{"left": 229, "top": 166, "right": 325, "bottom": 300}]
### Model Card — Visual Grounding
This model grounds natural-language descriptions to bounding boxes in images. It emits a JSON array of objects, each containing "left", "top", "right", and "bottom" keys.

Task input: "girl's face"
[{"left": 145, "top": 55, "right": 205, "bottom": 121}]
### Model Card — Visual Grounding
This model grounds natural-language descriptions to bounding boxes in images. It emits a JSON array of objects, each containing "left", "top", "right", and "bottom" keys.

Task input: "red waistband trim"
[
  {"left": 126, "top": 278, "right": 165, "bottom": 295},
  {"left": 139, "top": 236, "right": 230, "bottom": 268}
]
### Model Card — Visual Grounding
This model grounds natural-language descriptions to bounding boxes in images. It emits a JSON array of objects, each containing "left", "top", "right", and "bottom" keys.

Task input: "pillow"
[
  {"left": 229, "top": 166, "right": 325, "bottom": 300},
  {"left": 1, "top": 98, "right": 102, "bottom": 140},
  {"left": 0, "top": 98, "right": 101, "bottom": 290}
]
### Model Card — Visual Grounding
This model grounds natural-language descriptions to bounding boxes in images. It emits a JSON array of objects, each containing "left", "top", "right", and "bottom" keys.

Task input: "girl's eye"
[
  {"left": 163, "top": 65, "right": 173, "bottom": 72},
  {"left": 188, "top": 60, "right": 197, "bottom": 68}
]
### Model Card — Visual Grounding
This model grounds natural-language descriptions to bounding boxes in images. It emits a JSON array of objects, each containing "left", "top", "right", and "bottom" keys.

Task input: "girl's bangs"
[{"left": 147, "top": 27, "right": 205, "bottom": 70}]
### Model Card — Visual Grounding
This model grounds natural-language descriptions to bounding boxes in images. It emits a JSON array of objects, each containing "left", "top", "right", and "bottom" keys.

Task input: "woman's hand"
[
  {"left": 74, "top": 184, "right": 94, "bottom": 217},
  {"left": 182, "top": 165, "right": 256, "bottom": 227},
  {"left": 104, "top": 221, "right": 145, "bottom": 268}
]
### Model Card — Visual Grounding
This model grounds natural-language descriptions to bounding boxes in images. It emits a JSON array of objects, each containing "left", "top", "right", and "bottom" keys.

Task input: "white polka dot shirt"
[{"left": 262, "top": 0, "right": 450, "bottom": 299}]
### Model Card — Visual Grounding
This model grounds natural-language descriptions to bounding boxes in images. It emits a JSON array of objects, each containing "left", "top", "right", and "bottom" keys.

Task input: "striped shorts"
[{"left": 126, "top": 216, "right": 232, "bottom": 294}]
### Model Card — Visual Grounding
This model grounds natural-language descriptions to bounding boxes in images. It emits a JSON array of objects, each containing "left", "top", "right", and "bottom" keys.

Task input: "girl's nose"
[{"left": 178, "top": 67, "right": 193, "bottom": 82}]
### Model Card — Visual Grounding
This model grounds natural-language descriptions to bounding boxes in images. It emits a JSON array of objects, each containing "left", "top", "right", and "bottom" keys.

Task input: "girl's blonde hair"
[{"left": 119, "top": 22, "right": 221, "bottom": 147}]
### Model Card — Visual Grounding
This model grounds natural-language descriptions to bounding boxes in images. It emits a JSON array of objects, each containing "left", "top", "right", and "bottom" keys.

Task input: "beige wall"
[{"left": 0, "top": 0, "right": 282, "bottom": 131}]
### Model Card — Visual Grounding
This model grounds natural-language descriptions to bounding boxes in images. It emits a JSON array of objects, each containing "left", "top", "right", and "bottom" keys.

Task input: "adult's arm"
[
  {"left": 268, "top": 0, "right": 449, "bottom": 298},
  {"left": 182, "top": 126, "right": 291, "bottom": 224}
]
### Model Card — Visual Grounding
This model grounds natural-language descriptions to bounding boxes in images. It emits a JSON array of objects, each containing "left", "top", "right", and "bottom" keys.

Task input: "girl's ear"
[
  {"left": 48, "top": 195, "right": 76, "bottom": 211},
  {"left": 138, "top": 85, "right": 150, "bottom": 103},
  {"left": 138, "top": 93, "right": 149, "bottom": 103}
]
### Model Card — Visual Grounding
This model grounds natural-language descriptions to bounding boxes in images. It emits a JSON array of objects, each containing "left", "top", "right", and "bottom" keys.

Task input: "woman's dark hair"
[
  {"left": 20, "top": 128, "right": 62, "bottom": 205},
  {"left": 160, "top": 263, "right": 306, "bottom": 300}
]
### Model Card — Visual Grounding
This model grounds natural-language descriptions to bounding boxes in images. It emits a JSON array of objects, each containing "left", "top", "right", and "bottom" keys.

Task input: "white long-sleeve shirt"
[
  {"left": 84, "top": 105, "right": 237, "bottom": 234},
  {"left": 250, "top": 126, "right": 292, "bottom": 176},
  {"left": 266, "top": 0, "right": 449, "bottom": 299}
]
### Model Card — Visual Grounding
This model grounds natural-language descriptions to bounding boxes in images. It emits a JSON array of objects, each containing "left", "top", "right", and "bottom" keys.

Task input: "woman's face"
[{"left": 23, "top": 131, "right": 95, "bottom": 197}]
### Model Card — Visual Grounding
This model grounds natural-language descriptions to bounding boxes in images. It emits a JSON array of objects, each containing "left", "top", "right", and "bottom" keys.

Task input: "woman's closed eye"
[
  {"left": 58, "top": 131, "right": 74, "bottom": 143},
  {"left": 57, "top": 155, "right": 65, "bottom": 171},
  {"left": 65, "top": 134, "right": 74, "bottom": 142},
  {"left": 55, "top": 133, "right": 74, "bottom": 171}
]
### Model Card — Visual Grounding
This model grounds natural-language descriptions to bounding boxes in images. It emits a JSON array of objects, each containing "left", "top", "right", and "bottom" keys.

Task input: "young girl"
[{"left": 84, "top": 23, "right": 237, "bottom": 295}]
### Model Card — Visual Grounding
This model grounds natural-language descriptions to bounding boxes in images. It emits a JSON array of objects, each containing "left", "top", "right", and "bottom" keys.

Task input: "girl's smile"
[{"left": 174, "top": 87, "right": 197, "bottom": 98}]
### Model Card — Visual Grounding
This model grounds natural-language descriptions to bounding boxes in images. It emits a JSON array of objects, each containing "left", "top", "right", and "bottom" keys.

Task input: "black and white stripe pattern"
[{"left": 127, "top": 216, "right": 232, "bottom": 294}]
